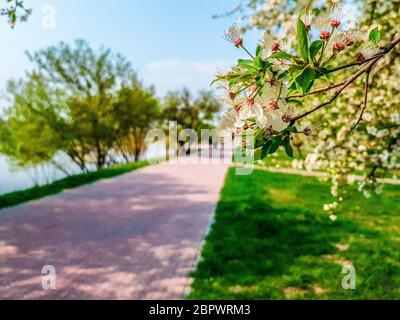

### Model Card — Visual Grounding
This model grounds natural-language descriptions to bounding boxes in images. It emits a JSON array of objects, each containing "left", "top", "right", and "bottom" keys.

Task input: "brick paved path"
[{"left": 0, "top": 148, "right": 231, "bottom": 299}]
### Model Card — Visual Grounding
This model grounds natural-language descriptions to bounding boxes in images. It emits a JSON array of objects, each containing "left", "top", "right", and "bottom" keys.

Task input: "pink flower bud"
[
  {"left": 333, "top": 42, "right": 345, "bottom": 52},
  {"left": 320, "top": 31, "right": 331, "bottom": 40},
  {"left": 234, "top": 38, "right": 243, "bottom": 48},
  {"left": 330, "top": 19, "right": 341, "bottom": 28}
]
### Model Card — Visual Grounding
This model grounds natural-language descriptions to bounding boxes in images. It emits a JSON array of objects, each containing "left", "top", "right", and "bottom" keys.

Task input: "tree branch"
[{"left": 348, "top": 69, "right": 371, "bottom": 134}]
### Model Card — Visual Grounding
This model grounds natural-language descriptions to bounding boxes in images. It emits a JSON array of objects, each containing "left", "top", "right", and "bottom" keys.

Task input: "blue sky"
[{"left": 0, "top": 0, "right": 261, "bottom": 109}]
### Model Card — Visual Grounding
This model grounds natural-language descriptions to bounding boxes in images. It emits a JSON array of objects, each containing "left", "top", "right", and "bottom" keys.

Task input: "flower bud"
[
  {"left": 304, "top": 127, "right": 313, "bottom": 136},
  {"left": 234, "top": 38, "right": 243, "bottom": 48},
  {"left": 333, "top": 42, "right": 345, "bottom": 52},
  {"left": 282, "top": 114, "right": 292, "bottom": 123},
  {"left": 356, "top": 52, "right": 365, "bottom": 62},
  {"left": 330, "top": 19, "right": 340, "bottom": 28},
  {"left": 320, "top": 31, "right": 331, "bottom": 40}
]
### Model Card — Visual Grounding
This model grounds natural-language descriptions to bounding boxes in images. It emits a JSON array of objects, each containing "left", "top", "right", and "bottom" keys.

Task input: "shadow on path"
[{"left": 0, "top": 149, "right": 231, "bottom": 299}]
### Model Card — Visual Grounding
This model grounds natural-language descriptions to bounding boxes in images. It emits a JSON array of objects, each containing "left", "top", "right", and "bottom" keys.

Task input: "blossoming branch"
[{"left": 214, "top": 2, "right": 400, "bottom": 161}]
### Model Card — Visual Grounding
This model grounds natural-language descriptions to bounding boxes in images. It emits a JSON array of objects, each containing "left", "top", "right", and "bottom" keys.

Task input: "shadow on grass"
[{"left": 189, "top": 169, "right": 397, "bottom": 300}]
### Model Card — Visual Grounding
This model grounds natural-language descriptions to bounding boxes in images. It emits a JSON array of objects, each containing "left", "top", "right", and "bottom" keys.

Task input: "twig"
[
  {"left": 348, "top": 69, "right": 371, "bottom": 134},
  {"left": 240, "top": 45, "right": 255, "bottom": 59},
  {"left": 318, "top": 27, "right": 335, "bottom": 65},
  {"left": 287, "top": 80, "right": 346, "bottom": 99}
]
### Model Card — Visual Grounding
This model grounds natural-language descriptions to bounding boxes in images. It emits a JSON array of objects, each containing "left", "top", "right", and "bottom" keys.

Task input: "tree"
[
  {"left": 0, "top": 75, "right": 67, "bottom": 173},
  {"left": 113, "top": 80, "right": 160, "bottom": 162},
  {"left": 25, "top": 39, "right": 136, "bottom": 169}
]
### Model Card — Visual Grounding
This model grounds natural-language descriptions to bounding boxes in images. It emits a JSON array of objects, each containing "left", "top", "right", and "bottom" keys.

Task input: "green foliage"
[
  {"left": 295, "top": 66, "right": 316, "bottom": 95},
  {"left": 189, "top": 169, "right": 400, "bottom": 299},
  {"left": 254, "top": 132, "right": 295, "bottom": 160},
  {"left": 297, "top": 18, "right": 309, "bottom": 61},
  {"left": 309, "top": 40, "right": 324, "bottom": 62},
  {"left": 270, "top": 51, "right": 294, "bottom": 60},
  {"left": 368, "top": 27, "right": 381, "bottom": 43},
  {"left": 283, "top": 137, "right": 294, "bottom": 157},
  {"left": 26, "top": 39, "right": 133, "bottom": 99},
  {"left": 0, "top": 75, "right": 65, "bottom": 168},
  {"left": 113, "top": 82, "right": 161, "bottom": 161},
  {"left": 212, "top": 45, "right": 272, "bottom": 90}
]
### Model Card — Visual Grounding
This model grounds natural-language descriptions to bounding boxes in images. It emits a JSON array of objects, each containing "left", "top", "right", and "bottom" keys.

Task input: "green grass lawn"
[
  {"left": 189, "top": 169, "right": 400, "bottom": 300},
  {"left": 0, "top": 161, "right": 150, "bottom": 210}
]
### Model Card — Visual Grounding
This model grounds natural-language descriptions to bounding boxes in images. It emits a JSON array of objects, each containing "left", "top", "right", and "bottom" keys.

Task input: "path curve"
[{"left": 0, "top": 148, "right": 231, "bottom": 299}]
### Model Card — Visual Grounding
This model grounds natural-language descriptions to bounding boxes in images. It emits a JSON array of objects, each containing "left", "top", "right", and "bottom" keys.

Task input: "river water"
[{"left": 0, "top": 142, "right": 167, "bottom": 195}]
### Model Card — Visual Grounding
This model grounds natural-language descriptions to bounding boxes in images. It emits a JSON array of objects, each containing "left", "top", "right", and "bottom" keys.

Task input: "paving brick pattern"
[{"left": 0, "top": 148, "right": 231, "bottom": 299}]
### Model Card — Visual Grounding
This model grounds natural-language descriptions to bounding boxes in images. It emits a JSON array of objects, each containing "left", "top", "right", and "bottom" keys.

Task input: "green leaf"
[
  {"left": 288, "top": 64, "right": 307, "bottom": 86},
  {"left": 253, "top": 147, "right": 262, "bottom": 161},
  {"left": 269, "top": 137, "right": 283, "bottom": 154},
  {"left": 295, "top": 66, "right": 315, "bottom": 95},
  {"left": 256, "top": 45, "right": 263, "bottom": 57},
  {"left": 254, "top": 129, "right": 265, "bottom": 148},
  {"left": 277, "top": 70, "right": 289, "bottom": 80},
  {"left": 285, "top": 126, "right": 298, "bottom": 133},
  {"left": 369, "top": 27, "right": 381, "bottom": 43},
  {"left": 284, "top": 139, "right": 294, "bottom": 157},
  {"left": 261, "top": 136, "right": 284, "bottom": 159},
  {"left": 309, "top": 40, "right": 323, "bottom": 62},
  {"left": 238, "top": 59, "right": 257, "bottom": 70},
  {"left": 286, "top": 99, "right": 303, "bottom": 107},
  {"left": 210, "top": 78, "right": 219, "bottom": 86},
  {"left": 297, "top": 18, "right": 309, "bottom": 61},
  {"left": 270, "top": 51, "right": 294, "bottom": 60},
  {"left": 261, "top": 139, "right": 273, "bottom": 159}
]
